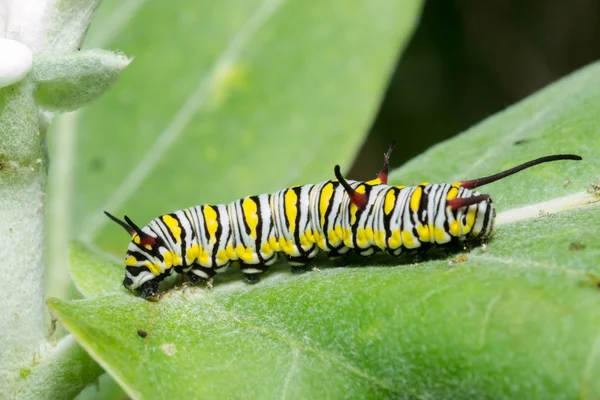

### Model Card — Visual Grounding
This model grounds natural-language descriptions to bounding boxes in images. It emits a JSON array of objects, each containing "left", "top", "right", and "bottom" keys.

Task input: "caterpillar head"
[{"left": 104, "top": 211, "right": 166, "bottom": 298}]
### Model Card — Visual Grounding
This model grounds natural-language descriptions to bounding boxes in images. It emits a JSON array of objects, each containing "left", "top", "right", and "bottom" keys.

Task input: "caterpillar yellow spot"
[
  {"left": 319, "top": 183, "right": 334, "bottom": 226},
  {"left": 162, "top": 215, "right": 182, "bottom": 242},
  {"left": 242, "top": 198, "right": 259, "bottom": 240},
  {"left": 260, "top": 242, "right": 273, "bottom": 256},
  {"left": 384, "top": 190, "right": 396, "bottom": 215},
  {"left": 186, "top": 244, "right": 200, "bottom": 264},
  {"left": 203, "top": 206, "right": 218, "bottom": 244},
  {"left": 299, "top": 233, "right": 310, "bottom": 247},
  {"left": 286, "top": 238, "right": 296, "bottom": 254},
  {"left": 235, "top": 245, "right": 255, "bottom": 262},
  {"left": 284, "top": 190, "right": 298, "bottom": 234},
  {"left": 402, "top": 230, "right": 415, "bottom": 248},
  {"left": 133, "top": 235, "right": 140, "bottom": 245},
  {"left": 374, "top": 229, "right": 385, "bottom": 248},
  {"left": 313, "top": 230, "right": 321, "bottom": 243},
  {"left": 434, "top": 227, "right": 447, "bottom": 243},
  {"left": 268, "top": 236, "right": 280, "bottom": 252},
  {"left": 162, "top": 251, "right": 180, "bottom": 268},
  {"left": 334, "top": 225, "right": 343, "bottom": 239},
  {"left": 417, "top": 224, "right": 430, "bottom": 242},
  {"left": 125, "top": 256, "right": 137, "bottom": 266},
  {"left": 449, "top": 220, "right": 460, "bottom": 236},
  {"left": 356, "top": 228, "right": 367, "bottom": 247},
  {"left": 217, "top": 249, "right": 229, "bottom": 264},
  {"left": 144, "top": 261, "right": 161, "bottom": 275},
  {"left": 410, "top": 187, "right": 422, "bottom": 213},
  {"left": 463, "top": 208, "right": 477, "bottom": 234},
  {"left": 327, "top": 229, "right": 340, "bottom": 245},
  {"left": 446, "top": 187, "right": 458, "bottom": 201},
  {"left": 278, "top": 237, "right": 295, "bottom": 254},
  {"left": 198, "top": 247, "right": 209, "bottom": 265},
  {"left": 163, "top": 252, "right": 173, "bottom": 268},
  {"left": 226, "top": 245, "right": 236, "bottom": 259},
  {"left": 365, "top": 227, "right": 374, "bottom": 243},
  {"left": 388, "top": 230, "right": 401, "bottom": 248},
  {"left": 342, "top": 229, "right": 353, "bottom": 247},
  {"left": 312, "top": 231, "right": 326, "bottom": 249}
]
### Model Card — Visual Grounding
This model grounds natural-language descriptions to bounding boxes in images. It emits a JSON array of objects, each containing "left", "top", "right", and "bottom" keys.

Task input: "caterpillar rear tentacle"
[{"left": 105, "top": 145, "right": 581, "bottom": 299}]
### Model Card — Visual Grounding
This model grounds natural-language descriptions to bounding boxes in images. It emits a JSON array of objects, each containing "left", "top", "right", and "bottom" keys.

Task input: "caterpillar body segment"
[
  {"left": 109, "top": 181, "right": 489, "bottom": 298},
  {"left": 106, "top": 146, "right": 581, "bottom": 299}
]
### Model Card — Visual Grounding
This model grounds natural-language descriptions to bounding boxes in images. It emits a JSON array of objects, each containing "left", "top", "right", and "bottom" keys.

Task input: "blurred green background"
[{"left": 351, "top": 0, "right": 600, "bottom": 179}]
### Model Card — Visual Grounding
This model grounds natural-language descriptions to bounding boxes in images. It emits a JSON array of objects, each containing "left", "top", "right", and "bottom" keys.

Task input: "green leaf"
[
  {"left": 67, "top": 0, "right": 422, "bottom": 252},
  {"left": 75, "top": 373, "right": 127, "bottom": 400},
  {"left": 53, "top": 62, "right": 600, "bottom": 399},
  {"left": 33, "top": 50, "right": 131, "bottom": 112},
  {"left": 69, "top": 241, "right": 124, "bottom": 297}
]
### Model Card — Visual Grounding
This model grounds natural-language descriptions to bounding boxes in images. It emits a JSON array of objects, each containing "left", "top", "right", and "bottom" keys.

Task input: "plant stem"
[{"left": 0, "top": 78, "right": 48, "bottom": 384}]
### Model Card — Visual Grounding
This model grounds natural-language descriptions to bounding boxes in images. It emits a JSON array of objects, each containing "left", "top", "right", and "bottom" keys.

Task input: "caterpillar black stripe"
[{"left": 105, "top": 143, "right": 581, "bottom": 299}]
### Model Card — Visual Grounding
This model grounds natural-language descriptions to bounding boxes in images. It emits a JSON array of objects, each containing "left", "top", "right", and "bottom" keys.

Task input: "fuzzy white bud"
[{"left": 0, "top": 38, "right": 33, "bottom": 88}]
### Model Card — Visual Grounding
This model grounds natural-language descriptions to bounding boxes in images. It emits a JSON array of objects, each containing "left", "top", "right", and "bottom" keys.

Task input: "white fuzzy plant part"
[
  {"left": 0, "top": 1, "right": 131, "bottom": 398},
  {"left": 0, "top": 38, "right": 32, "bottom": 87}
]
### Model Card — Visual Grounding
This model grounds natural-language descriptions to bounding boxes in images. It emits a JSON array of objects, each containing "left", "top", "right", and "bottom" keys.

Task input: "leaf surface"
[{"left": 51, "top": 62, "right": 600, "bottom": 399}]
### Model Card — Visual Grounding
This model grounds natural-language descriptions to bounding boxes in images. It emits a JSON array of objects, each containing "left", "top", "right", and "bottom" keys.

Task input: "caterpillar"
[{"left": 105, "top": 143, "right": 581, "bottom": 299}]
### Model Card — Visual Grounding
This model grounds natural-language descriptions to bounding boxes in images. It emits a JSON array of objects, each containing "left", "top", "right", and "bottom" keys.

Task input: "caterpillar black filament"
[{"left": 105, "top": 143, "right": 581, "bottom": 299}]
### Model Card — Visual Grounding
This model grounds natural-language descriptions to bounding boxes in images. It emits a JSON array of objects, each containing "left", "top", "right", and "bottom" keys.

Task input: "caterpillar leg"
[
  {"left": 288, "top": 256, "right": 310, "bottom": 274},
  {"left": 408, "top": 243, "right": 433, "bottom": 263},
  {"left": 355, "top": 246, "right": 376, "bottom": 257},
  {"left": 326, "top": 249, "right": 352, "bottom": 267},
  {"left": 241, "top": 263, "right": 269, "bottom": 283},
  {"left": 186, "top": 265, "right": 216, "bottom": 286},
  {"left": 138, "top": 279, "right": 159, "bottom": 300}
]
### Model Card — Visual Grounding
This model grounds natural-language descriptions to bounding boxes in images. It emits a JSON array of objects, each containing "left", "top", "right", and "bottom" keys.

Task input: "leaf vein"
[
  {"left": 477, "top": 293, "right": 502, "bottom": 349},
  {"left": 475, "top": 254, "right": 589, "bottom": 278},
  {"left": 281, "top": 346, "right": 299, "bottom": 400},
  {"left": 203, "top": 296, "right": 398, "bottom": 392}
]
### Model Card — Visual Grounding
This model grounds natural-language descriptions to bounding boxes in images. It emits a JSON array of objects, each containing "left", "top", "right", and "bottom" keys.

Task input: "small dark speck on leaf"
[
  {"left": 513, "top": 139, "right": 529, "bottom": 145},
  {"left": 137, "top": 329, "right": 148, "bottom": 338},
  {"left": 584, "top": 273, "right": 600, "bottom": 289},
  {"left": 89, "top": 157, "right": 104, "bottom": 172},
  {"left": 587, "top": 179, "right": 600, "bottom": 196},
  {"left": 569, "top": 242, "right": 585, "bottom": 251}
]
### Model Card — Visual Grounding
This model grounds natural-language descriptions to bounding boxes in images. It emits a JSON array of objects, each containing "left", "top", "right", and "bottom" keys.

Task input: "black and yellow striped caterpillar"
[{"left": 105, "top": 143, "right": 581, "bottom": 299}]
